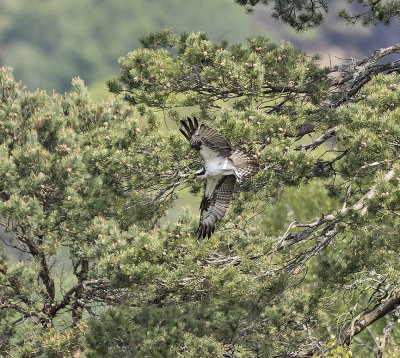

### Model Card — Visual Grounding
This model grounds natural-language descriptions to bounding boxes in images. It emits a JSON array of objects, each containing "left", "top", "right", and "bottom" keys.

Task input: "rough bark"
[{"left": 338, "top": 290, "right": 400, "bottom": 346}]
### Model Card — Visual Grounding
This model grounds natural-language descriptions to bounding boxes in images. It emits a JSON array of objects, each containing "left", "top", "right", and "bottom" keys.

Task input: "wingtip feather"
[
  {"left": 180, "top": 120, "right": 191, "bottom": 137},
  {"left": 179, "top": 128, "right": 190, "bottom": 140},
  {"left": 187, "top": 117, "right": 195, "bottom": 132}
]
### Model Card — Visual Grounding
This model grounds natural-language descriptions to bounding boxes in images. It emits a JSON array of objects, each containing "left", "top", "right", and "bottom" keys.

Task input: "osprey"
[{"left": 179, "top": 117, "right": 259, "bottom": 238}]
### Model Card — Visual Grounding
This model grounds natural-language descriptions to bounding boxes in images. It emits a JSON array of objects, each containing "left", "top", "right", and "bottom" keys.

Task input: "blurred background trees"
[{"left": 0, "top": 0, "right": 399, "bottom": 93}]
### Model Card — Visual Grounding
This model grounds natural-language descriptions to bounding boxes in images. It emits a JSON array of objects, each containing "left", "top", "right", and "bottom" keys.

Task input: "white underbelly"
[{"left": 205, "top": 157, "right": 236, "bottom": 177}]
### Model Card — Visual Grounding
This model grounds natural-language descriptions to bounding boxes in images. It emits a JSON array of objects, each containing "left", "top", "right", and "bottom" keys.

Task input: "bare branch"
[
  {"left": 295, "top": 127, "right": 338, "bottom": 151},
  {"left": 0, "top": 303, "right": 33, "bottom": 316},
  {"left": 339, "top": 289, "right": 400, "bottom": 346},
  {"left": 332, "top": 43, "right": 400, "bottom": 106},
  {"left": 351, "top": 169, "right": 395, "bottom": 215},
  {"left": 277, "top": 213, "right": 336, "bottom": 250},
  {"left": 48, "top": 279, "right": 110, "bottom": 317}
]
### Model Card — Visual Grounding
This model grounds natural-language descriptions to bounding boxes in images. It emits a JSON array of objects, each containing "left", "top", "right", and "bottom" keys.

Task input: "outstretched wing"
[
  {"left": 198, "top": 175, "right": 236, "bottom": 239},
  {"left": 179, "top": 117, "right": 231, "bottom": 159},
  {"left": 230, "top": 149, "right": 260, "bottom": 178}
]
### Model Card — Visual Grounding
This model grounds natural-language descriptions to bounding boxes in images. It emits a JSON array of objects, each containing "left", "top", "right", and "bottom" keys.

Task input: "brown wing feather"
[
  {"left": 196, "top": 124, "right": 231, "bottom": 157},
  {"left": 198, "top": 175, "right": 236, "bottom": 239},
  {"left": 230, "top": 149, "right": 259, "bottom": 178},
  {"left": 179, "top": 117, "right": 231, "bottom": 157}
]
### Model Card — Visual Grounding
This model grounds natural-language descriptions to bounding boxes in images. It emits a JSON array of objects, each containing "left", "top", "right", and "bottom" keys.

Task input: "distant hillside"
[
  {"left": 0, "top": 0, "right": 264, "bottom": 92},
  {"left": 0, "top": 0, "right": 398, "bottom": 93}
]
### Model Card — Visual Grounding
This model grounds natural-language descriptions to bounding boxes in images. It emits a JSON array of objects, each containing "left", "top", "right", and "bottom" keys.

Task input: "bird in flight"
[{"left": 179, "top": 117, "right": 259, "bottom": 238}]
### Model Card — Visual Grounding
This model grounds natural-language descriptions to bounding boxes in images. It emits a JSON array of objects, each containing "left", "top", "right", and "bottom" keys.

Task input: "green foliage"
[
  {"left": 8, "top": 323, "right": 86, "bottom": 358},
  {"left": 86, "top": 306, "right": 225, "bottom": 358},
  {"left": 235, "top": 0, "right": 328, "bottom": 31},
  {"left": 98, "top": 30, "right": 400, "bottom": 357},
  {"left": 0, "top": 67, "right": 193, "bottom": 356},
  {"left": 111, "top": 30, "right": 330, "bottom": 109},
  {"left": 234, "top": 0, "right": 400, "bottom": 30},
  {"left": 1, "top": 28, "right": 400, "bottom": 357},
  {"left": 338, "top": 0, "right": 400, "bottom": 26}
]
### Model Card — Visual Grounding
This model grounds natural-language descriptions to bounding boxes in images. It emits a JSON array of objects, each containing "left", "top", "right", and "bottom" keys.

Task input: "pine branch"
[
  {"left": 295, "top": 126, "right": 338, "bottom": 151},
  {"left": 0, "top": 303, "right": 34, "bottom": 316},
  {"left": 332, "top": 43, "right": 400, "bottom": 106},
  {"left": 351, "top": 169, "right": 395, "bottom": 216},
  {"left": 48, "top": 279, "right": 110, "bottom": 318},
  {"left": 338, "top": 289, "right": 400, "bottom": 346},
  {"left": 376, "top": 304, "right": 400, "bottom": 357}
]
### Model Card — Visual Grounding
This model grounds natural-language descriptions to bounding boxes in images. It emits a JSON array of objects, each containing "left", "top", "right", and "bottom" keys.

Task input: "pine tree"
[
  {"left": 1, "top": 4, "right": 400, "bottom": 358},
  {"left": 92, "top": 29, "right": 400, "bottom": 356},
  {"left": 234, "top": 0, "right": 400, "bottom": 30},
  {"left": 0, "top": 67, "right": 183, "bottom": 356}
]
